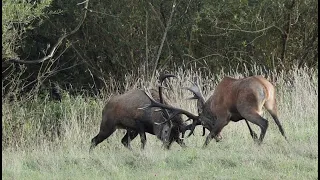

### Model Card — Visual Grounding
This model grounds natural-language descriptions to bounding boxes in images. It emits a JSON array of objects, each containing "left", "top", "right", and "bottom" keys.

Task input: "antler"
[
  {"left": 157, "top": 73, "right": 176, "bottom": 125},
  {"left": 183, "top": 78, "right": 206, "bottom": 137},
  {"left": 139, "top": 91, "right": 199, "bottom": 124},
  {"left": 185, "top": 79, "right": 205, "bottom": 108},
  {"left": 158, "top": 73, "right": 176, "bottom": 105},
  {"left": 159, "top": 74, "right": 176, "bottom": 87}
]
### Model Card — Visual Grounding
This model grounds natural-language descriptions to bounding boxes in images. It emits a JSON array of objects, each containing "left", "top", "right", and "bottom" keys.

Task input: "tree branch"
[
  {"left": 8, "top": 0, "right": 90, "bottom": 64},
  {"left": 151, "top": 0, "right": 176, "bottom": 80},
  {"left": 214, "top": 24, "right": 275, "bottom": 34},
  {"left": 145, "top": 10, "right": 149, "bottom": 77}
]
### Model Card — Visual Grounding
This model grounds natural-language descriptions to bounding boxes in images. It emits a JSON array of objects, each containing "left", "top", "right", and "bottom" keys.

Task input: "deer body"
[
  {"left": 90, "top": 74, "right": 186, "bottom": 151},
  {"left": 143, "top": 75, "right": 287, "bottom": 148},
  {"left": 199, "top": 76, "right": 285, "bottom": 146}
]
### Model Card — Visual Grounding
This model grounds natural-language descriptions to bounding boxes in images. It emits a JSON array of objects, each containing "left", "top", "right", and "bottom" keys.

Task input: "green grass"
[{"left": 2, "top": 66, "right": 318, "bottom": 180}]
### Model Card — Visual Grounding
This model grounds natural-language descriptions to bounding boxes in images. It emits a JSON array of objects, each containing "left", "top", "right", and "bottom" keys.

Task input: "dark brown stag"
[
  {"left": 89, "top": 74, "right": 187, "bottom": 151},
  {"left": 143, "top": 75, "right": 288, "bottom": 147}
]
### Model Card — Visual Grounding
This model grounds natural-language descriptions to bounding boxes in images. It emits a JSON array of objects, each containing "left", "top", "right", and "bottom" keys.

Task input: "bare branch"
[
  {"left": 148, "top": 2, "right": 166, "bottom": 29},
  {"left": 84, "top": 8, "right": 119, "bottom": 18},
  {"left": 145, "top": 10, "right": 149, "bottom": 78},
  {"left": 151, "top": 0, "right": 176, "bottom": 81},
  {"left": 214, "top": 24, "right": 275, "bottom": 34},
  {"left": 184, "top": 53, "right": 228, "bottom": 61},
  {"left": 8, "top": 0, "right": 90, "bottom": 64}
]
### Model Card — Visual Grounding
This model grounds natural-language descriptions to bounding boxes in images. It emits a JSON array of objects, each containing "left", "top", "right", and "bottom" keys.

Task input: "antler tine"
[
  {"left": 158, "top": 73, "right": 176, "bottom": 119},
  {"left": 158, "top": 73, "right": 176, "bottom": 103},
  {"left": 154, "top": 111, "right": 180, "bottom": 125},
  {"left": 141, "top": 90, "right": 200, "bottom": 138},
  {"left": 184, "top": 79, "right": 204, "bottom": 101},
  {"left": 187, "top": 79, "right": 197, "bottom": 86},
  {"left": 140, "top": 90, "right": 199, "bottom": 120},
  {"left": 159, "top": 74, "right": 176, "bottom": 85},
  {"left": 159, "top": 73, "right": 176, "bottom": 91}
]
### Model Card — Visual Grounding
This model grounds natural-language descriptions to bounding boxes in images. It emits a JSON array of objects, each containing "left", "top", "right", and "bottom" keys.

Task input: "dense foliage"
[{"left": 2, "top": 0, "right": 318, "bottom": 97}]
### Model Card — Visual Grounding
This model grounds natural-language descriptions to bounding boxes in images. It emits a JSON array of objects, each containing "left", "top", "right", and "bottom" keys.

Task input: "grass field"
[{"left": 2, "top": 66, "right": 318, "bottom": 180}]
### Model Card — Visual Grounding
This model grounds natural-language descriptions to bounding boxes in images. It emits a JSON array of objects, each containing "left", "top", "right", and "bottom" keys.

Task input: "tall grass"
[{"left": 2, "top": 65, "right": 318, "bottom": 179}]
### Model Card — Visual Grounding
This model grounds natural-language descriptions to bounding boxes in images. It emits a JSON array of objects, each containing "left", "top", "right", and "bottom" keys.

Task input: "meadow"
[{"left": 2, "top": 66, "right": 318, "bottom": 180}]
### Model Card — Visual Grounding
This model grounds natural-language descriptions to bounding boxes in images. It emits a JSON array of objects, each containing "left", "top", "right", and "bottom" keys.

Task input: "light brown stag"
[{"left": 142, "top": 75, "right": 288, "bottom": 147}]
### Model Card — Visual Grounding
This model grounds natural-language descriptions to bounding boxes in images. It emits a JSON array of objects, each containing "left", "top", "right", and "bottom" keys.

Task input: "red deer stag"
[
  {"left": 142, "top": 75, "right": 288, "bottom": 147},
  {"left": 90, "top": 74, "right": 187, "bottom": 151}
]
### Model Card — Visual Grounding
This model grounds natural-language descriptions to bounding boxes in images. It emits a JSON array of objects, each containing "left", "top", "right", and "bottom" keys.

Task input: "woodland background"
[
  {"left": 2, "top": 0, "right": 318, "bottom": 98},
  {"left": 2, "top": 1, "right": 318, "bottom": 179}
]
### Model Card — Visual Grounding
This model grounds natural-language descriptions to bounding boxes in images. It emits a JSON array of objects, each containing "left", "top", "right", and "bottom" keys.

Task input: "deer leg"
[
  {"left": 199, "top": 126, "right": 223, "bottom": 141},
  {"left": 269, "top": 113, "right": 288, "bottom": 141},
  {"left": 121, "top": 130, "right": 138, "bottom": 150},
  {"left": 171, "top": 129, "right": 187, "bottom": 149},
  {"left": 136, "top": 121, "right": 147, "bottom": 149},
  {"left": 163, "top": 128, "right": 186, "bottom": 149},
  {"left": 203, "top": 120, "right": 228, "bottom": 148},
  {"left": 172, "top": 127, "right": 186, "bottom": 148},
  {"left": 215, "top": 133, "right": 223, "bottom": 142},
  {"left": 204, "top": 131, "right": 215, "bottom": 147},
  {"left": 90, "top": 127, "right": 116, "bottom": 152},
  {"left": 265, "top": 95, "right": 288, "bottom": 142},
  {"left": 163, "top": 137, "right": 186, "bottom": 149},
  {"left": 244, "top": 120, "right": 258, "bottom": 141},
  {"left": 242, "top": 113, "right": 269, "bottom": 145}
]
